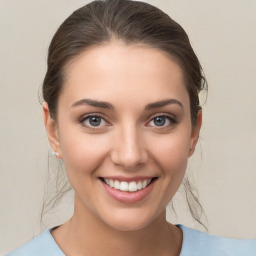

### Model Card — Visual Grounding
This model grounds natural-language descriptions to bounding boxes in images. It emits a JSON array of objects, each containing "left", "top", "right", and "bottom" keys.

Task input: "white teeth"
[
  {"left": 114, "top": 180, "right": 120, "bottom": 189},
  {"left": 129, "top": 181, "right": 137, "bottom": 192},
  {"left": 103, "top": 178, "right": 153, "bottom": 192},
  {"left": 142, "top": 180, "right": 147, "bottom": 189},
  {"left": 137, "top": 181, "right": 142, "bottom": 190},
  {"left": 109, "top": 179, "right": 114, "bottom": 188},
  {"left": 119, "top": 181, "right": 129, "bottom": 191}
]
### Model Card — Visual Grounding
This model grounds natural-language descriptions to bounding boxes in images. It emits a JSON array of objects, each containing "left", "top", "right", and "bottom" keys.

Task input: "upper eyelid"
[
  {"left": 149, "top": 112, "right": 178, "bottom": 123},
  {"left": 79, "top": 114, "right": 111, "bottom": 129},
  {"left": 147, "top": 113, "right": 176, "bottom": 121},
  {"left": 79, "top": 113, "right": 109, "bottom": 122},
  {"left": 78, "top": 112, "right": 176, "bottom": 125}
]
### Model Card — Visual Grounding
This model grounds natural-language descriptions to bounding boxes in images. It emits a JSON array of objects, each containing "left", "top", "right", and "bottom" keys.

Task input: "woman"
[{"left": 7, "top": 0, "right": 256, "bottom": 255}]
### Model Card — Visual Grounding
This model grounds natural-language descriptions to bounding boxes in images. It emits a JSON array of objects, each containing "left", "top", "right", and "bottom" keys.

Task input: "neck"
[{"left": 51, "top": 197, "right": 182, "bottom": 256}]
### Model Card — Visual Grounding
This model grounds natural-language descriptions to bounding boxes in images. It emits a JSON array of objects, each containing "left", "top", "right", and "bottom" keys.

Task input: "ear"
[
  {"left": 43, "top": 102, "right": 62, "bottom": 159},
  {"left": 188, "top": 109, "right": 202, "bottom": 157}
]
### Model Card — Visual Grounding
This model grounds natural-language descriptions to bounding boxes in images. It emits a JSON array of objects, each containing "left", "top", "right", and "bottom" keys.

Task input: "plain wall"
[{"left": 0, "top": 0, "right": 255, "bottom": 254}]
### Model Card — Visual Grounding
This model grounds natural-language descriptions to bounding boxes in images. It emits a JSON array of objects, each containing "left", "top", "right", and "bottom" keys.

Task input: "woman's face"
[{"left": 44, "top": 41, "right": 201, "bottom": 231}]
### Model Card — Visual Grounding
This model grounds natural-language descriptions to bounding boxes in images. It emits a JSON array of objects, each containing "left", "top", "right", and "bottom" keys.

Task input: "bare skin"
[
  {"left": 51, "top": 210, "right": 182, "bottom": 256},
  {"left": 43, "top": 40, "right": 201, "bottom": 256}
]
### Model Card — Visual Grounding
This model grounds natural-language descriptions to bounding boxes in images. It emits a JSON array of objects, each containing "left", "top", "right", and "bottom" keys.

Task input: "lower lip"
[{"left": 101, "top": 180, "right": 155, "bottom": 204}]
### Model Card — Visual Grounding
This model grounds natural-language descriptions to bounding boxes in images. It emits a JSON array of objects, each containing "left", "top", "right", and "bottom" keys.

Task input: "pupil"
[
  {"left": 89, "top": 116, "right": 101, "bottom": 126},
  {"left": 154, "top": 116, "right": 165, "bottom": 126}
]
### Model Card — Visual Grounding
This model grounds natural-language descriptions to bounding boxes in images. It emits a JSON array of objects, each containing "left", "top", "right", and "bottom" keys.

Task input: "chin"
[{"left": 101, "top": 207, "right": 159, "bottom": 232}]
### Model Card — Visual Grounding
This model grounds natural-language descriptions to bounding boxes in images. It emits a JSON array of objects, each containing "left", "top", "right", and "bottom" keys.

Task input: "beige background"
[{"left": 0, "top": 0, "right": 256, "bottom": 254}]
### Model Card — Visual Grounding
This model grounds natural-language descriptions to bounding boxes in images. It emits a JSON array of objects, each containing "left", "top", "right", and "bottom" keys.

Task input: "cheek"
[
  {"left": 148, "top": 128, "right": 191, "bottom": 195},
  {"left": 58, "top": 130, "right": 112, "bottom": 206},
  {"left": 151, "top": 131, "right": 191, "bottom": 173},
  {"left": 158, "top": 142, "right": 188, "bottom": 189},
  {"left": 59, "top": 125, "right": 111, "bottom": 177}
]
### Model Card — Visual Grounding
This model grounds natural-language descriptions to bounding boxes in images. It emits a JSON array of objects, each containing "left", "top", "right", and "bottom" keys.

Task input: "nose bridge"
[{"left": 111, "top": 122, "right": 148, "bottom": 169}]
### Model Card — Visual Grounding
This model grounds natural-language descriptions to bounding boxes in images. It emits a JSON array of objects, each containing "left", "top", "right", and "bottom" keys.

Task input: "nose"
[{"left": 110, "top": 125, "right": 148, "bottom": 170}]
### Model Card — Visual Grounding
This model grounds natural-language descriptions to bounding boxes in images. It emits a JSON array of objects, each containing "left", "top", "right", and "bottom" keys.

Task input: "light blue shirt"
[{"left": 6, "top": 225, "right": 256, "bottom": 256}]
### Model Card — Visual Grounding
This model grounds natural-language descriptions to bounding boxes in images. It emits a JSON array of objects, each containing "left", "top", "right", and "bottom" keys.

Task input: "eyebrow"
[
  {"left": 71, "top": 98, "right": 114, "bottom": 109},
  {"left": 71, "top": 98, "right": 183, "bottom": 110},
  {"left": 145, "top": 99, "right": 183, "bottom": 111}
]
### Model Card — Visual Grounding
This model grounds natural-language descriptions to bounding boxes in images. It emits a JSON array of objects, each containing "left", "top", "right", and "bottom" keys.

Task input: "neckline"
[
  {"left": 176, "top": 224, "right": 185, "bottom": 256},
  {"left": 46, "top": 224, "right": 185, "bottom": 256},
  {"left": 45, "top": 227, "right": 65, "bottom": 255}
]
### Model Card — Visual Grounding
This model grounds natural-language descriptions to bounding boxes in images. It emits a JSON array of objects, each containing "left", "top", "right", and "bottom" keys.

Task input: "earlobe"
[
  {"left": 43, "top": 102, "right": 62, "bottom": 158},
  {"left": 188, "top": 109, "right": 202, "bottom": 157}
]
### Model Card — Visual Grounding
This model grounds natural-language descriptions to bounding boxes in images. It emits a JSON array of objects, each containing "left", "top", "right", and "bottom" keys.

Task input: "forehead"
[{"left": 60, "top": 41, "right": 189, "bottom": 110}]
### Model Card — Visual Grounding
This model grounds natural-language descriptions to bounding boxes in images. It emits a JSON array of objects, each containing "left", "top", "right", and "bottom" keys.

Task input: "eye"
[
  {"left": 80, "top": 115, "right": 108, "bottom": 128},
  {"left": 147, "top": 115, "right": 176, "bottom": 127}
]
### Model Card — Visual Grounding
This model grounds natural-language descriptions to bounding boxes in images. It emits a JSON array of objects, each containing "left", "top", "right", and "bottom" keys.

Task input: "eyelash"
[
  {"left": 79, "top": 114, "right": 110, "bottom": 130},
  {"left": 79, "top": 113, "right": 177, "bottom": 130},
  {"left": 146, "top": 114, "right": 177, "bottom": 128}
]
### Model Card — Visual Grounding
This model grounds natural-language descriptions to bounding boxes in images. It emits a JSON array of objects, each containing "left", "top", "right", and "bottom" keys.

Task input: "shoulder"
[
  {"left": 6, "top": 229, "right": 64, "bottom": 256},
  {"left": 178, "top": 224, "right": 256, "bottom": 256}
]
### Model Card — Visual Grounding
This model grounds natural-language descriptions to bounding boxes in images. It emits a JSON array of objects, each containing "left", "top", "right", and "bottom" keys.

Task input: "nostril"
[
  {"left": 109, "top": 132, "right": 148, "bottom": 169},
  {"left": 110, "top": 148, "right": 148, "bottom": 170}
]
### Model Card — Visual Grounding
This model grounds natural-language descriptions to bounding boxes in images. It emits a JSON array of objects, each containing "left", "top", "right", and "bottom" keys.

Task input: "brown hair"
[{"left": 42, "top": 0, "right": 207, "bottom": 228}]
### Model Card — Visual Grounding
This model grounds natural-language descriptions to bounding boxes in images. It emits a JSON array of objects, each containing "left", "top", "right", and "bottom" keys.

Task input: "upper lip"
[{"left": 99, "top": 176, "right": 158, "bottom": 182}]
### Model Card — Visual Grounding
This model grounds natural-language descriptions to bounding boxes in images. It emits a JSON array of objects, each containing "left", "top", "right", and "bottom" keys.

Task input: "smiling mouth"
[{"left": 100, "top": 177, "right": 158, "bottom": 192}]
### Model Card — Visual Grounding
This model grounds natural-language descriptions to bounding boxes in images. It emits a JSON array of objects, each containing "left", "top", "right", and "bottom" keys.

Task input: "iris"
[
  {"left": 153, "top": 116, "right": 166, "bottom": 126},
  {"left": 89, "top": 116, "right": 102, "bottom": 126}
]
